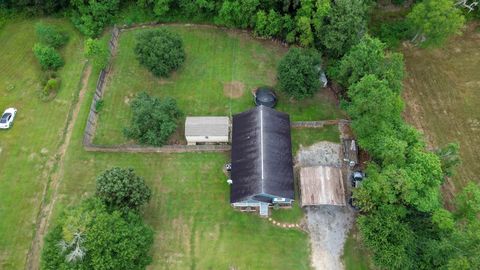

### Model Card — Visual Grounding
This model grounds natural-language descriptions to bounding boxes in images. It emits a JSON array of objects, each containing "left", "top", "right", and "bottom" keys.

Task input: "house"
[
  {"left": 185, "top": 116, "right": 230, "bottom": 145},
  {"left": 230, "top": 106, "right": 294, "bottom": 217},
  {"left": 299, "top": 165, "right": 346, "bottom": 207}
]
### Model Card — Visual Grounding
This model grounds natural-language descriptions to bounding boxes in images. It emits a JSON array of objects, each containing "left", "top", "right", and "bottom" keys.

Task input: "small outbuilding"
[
  {"left": 254, "top": 87, "right": 277, "bottom": 108},
  {"left": 299, "top": 165, "right": 346, "bottom": 207},
  {"left": 230, "top": 106, "right": 294, "bottom": 216},
  {"left": 185, "top": 116, "right": 230, "bottom": 145}
]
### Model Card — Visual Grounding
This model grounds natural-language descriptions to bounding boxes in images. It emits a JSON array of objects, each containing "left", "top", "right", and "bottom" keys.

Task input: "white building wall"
[{"left": 186, "top": 135, "right": 229, "bottom": 145}]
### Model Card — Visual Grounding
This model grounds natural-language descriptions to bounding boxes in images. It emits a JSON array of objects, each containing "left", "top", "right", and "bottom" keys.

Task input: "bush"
[
  {"left": 277, "top": 48, "right": 321, "bottom": 99},
  {"left": 134, "top": 29, "right": 185, "bottom": 77},
  {"left": 95, "top": 99, "right": 105, "bottom": 112},
  {"left": 35, "top": 23, "right": 69, "bottom": 48},
  {"left": 32, "top": 43, "right": 64, "bottom": 70},
  {"left": 84, "top": 38, "right": 110, "bottom": 70},
  {"left": 124, "top": 92, "right": 182, "bottom": 146},
  {"left": 373, "top": 19, "right": 413, "bottom": 48},
  {"left": 43, "top": 78, "right": 60, "bottom": 96},
  {"left": 96, "top": 167, "right": 151, "bottom": 211}
]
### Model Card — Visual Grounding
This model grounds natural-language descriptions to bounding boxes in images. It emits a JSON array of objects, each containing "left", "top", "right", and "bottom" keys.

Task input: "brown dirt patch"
[{"left": 223, "top": 81, "right": 245, "bottom": 99}]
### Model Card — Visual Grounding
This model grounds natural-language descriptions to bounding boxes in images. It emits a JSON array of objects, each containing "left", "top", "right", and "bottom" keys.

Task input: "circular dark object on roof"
[{"left": 254, "top": 87, "right": 277, "bottom": 108}]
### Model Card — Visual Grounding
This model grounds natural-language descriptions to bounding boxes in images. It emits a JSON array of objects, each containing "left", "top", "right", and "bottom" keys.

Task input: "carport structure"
[{"left": 299, "top": 165, "right": 346, "bottom": 207}]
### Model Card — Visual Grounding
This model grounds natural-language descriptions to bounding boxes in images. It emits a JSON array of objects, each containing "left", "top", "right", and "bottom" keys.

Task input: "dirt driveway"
[{"left": 296, "top": 142, "right": 355, "bottom": 270}]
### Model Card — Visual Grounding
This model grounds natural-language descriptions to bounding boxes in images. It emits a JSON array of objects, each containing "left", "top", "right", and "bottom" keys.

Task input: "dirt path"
[{"left": 25, "top": 64, "right": 92, "bottom": 270}]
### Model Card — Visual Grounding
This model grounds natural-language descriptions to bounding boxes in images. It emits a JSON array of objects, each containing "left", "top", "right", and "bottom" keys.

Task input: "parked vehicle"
[
  {"left": 0, "top": 108, "right": 17, "bottom": 129},
  {"left": 351, "top": 171, "right": 364, "bottom": 188}
]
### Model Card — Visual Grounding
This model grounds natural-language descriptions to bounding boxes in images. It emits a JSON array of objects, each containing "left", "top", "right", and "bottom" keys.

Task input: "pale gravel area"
[{"left": 297, "top": 141, "right": 355, "bottom": 270}]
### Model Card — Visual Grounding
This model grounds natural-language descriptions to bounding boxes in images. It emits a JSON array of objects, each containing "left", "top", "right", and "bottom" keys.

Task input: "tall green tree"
[
  {"left": 70, "top": 0, "right": 120, "bottom": 37},
  {"left": 41, "top": 198, "right": 154, "bottom": 270},
  {"left": 277, "top": 48, "right": 321, "bottom": 99},
  {"left": 332, "top": 35, "right": 405, "bottom": 92},
  {"left": 96, "top": 167, "right": 152, "bottom": 211},
  {"left": 124, "top": 92, "right": 182, "bottom": 146},
  {"left": 321, "top": 0, "right": 368, "bottom": 57},
  {"left": 407, "top": 0, "right": 465, "bottom": 48}
]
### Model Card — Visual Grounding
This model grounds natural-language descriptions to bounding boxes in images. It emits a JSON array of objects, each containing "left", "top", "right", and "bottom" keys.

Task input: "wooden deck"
[{"left": 299, "top": 166, "right": 346, "bottom": 206}]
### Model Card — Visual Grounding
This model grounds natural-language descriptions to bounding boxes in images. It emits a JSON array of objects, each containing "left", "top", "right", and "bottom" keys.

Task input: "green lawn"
[
  {"left": 94, "top": 25, "right": 343, "bottom": 145},
  {"left": 55, "top": 106, "right": 311, "bottom": 269},
  {"left": 342, "top": 224, "right": 374, "bottom": 270},
  {"left": 291, "top": 125, "right": 341, "bottom": 155},
  {"left": 0, "top": 19, "right": 85, "bottom": 269},
  {"left": 46, "top": 27, "right": 312, "bottom": 269}
]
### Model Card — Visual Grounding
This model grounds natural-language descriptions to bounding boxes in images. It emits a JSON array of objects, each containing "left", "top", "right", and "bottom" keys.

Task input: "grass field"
[
  {"left": 342, "top": 224, "right": 374, "bottom": 270},
  {"left": 402, "top": 24, "right": 480, "bottom": 195},
  {"left": 53, "top": 85, "right": 311, "bottom": 269},
  {"left": 94, "top": 25, "right": 343, "bottom": 145},
  {"left": 0, "top": 19, "right": 85, "bottom": 269}
]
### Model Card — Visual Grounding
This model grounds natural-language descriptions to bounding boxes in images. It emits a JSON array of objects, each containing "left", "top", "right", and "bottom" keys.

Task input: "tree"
[
  {"left": 70, "top": 0, "right": 120, "bottom": 37},
  {"left": 134, "top": 29, "right": 185, "bottom": 77},
  {"left": 35, "top": 23, "right": 69, "bottom": 48},
  {"left": 332, "top": 35, "right": 405, "bottom": 92},
  {"left": 254, "top": 9, "right": 282, "bottom": 38},
  {"left": 96, "top": 167, "right": 151, "bottom": 211},
  {"left": 277, "top": 48, "right": 321, "bottom": 99},
  {"left": 455, "top": 182, "right": 480, "bottom": 221},
  {"left": 124, "top": 92, "right": 182, "bottom": 146},
  {"left": 41, "top": 198, "right": 153, "bottom": 270},
  {"left": 32, "top": 43, "right": 64, "bottom": 70},
  {"left": 321, "top": 0, "right": 368, "bottom": 57},
  {"left": 84, "top": 38, "right": 110, "bottom": 70},
  {"left": 358, "top": 205, "right": 415, "bottom": 270},
  {"left": 216, "top": 0, "right": 260, "bottom": 28},
  {"left": 435, "top": 142, "right": 461, "bottom": 177},
  {"left": 408, "top": 0, "right": 465, "bottom": 48}
]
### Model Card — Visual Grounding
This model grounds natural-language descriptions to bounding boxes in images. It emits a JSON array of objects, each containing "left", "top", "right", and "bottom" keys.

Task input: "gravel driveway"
[{"left": 296, "top": 141, "right": 355, "bottom": 270}]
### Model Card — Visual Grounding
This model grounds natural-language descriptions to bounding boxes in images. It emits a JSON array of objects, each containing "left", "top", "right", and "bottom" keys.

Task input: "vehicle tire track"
[{"left": 25, "top": 64, "right": 92, "bottom": 270}]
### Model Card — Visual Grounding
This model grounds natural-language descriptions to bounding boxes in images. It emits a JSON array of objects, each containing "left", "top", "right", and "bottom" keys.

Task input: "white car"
[{"left": 0, "top": 108, "right": 17, "bottom": 129}]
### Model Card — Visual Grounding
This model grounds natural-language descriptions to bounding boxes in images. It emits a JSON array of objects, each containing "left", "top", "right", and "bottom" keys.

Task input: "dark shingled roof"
[{"left": 230, "top": 106, "right": 294, "bottom": 203}]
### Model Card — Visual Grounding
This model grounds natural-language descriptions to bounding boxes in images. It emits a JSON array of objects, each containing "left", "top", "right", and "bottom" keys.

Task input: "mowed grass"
[
  {"left": 95, "top": 25, "right": 343, "bottom": 145},
  {"left": 342, "top": 224, "right": 374, "bottom": 270},
  {"left": 0, "top": 19, "right": 85, "bottom": 269},
  {"left": 402, "top": 25, "right": 480, "bottom": 192},
  {"left": 47, "top": 35, "right": 312, "bottom": 268}
]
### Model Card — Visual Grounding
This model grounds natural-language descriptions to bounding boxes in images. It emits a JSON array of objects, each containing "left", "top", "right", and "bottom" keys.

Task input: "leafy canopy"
[
  {"left": 124, "top": 92, "right": 182, "bottom": 146},
  {"left": 41, "top": 198, "right": 153, "bottom": 270},
  {"left": 70, "top": 0, "right": 120, "bottom": 37},
  {"left": 96, "top": 167, "right": 152, "bottom": 211},
  {"left": 35, "top": 23, "right": 69, "bottom": 48},
  {"left": 332, "top": 35, "right": 404, "bottom": 92},
  {"left": 277, "top": 48, "right": 321, "bottom": 99},
  {"left": 407, "top": 0, "right": 465, "bottom": 48},
  {"left": 134, "top": 28, "right": 186, "bottom": 77},
  {"left": 321, "top": 0, "right": 368, "bottom": 57},
  {"left": 32, "top": 43, "right": 64, "bottom": 71},
  {"left": 84, "top": 38, "right": 110, "bottom": 70}
]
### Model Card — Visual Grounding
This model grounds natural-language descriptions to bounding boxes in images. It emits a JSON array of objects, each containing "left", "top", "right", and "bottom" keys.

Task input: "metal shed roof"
[
  {"left": 185, "top": 116, "right": 229, "bottom": 136},
  {"left": 299, "top": 166, "right": 346, "bottom": 206},
  {"left": 230, "top": 106, "right": 294, "bottom": 203}
]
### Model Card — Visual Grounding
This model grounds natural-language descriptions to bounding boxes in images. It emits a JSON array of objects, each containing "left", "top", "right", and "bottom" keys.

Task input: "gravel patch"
[{"left": 297, "top": 141, "right": 355, "bottom": 270}]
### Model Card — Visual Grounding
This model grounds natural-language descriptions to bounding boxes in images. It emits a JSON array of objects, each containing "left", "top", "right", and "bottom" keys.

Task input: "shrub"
[
  {"left": 35, "top": 23, "right": 69, "bottom": 48},
  {"left": 277, "top": 48, "right": 321, "bottom": 99},
  {"left": 374, "top": 19, "right": 413, "bottom": 49},
  {"left": 43, "top": 78, "right": 60, "bottom": 96},
  {"left": 95, "top": 99, "right": 105, "bottom": 112},
  {"left": 32, "top": 43, "right": 64, "bottom": 70},
  {"left": 84, "top": 38, "right": 110, "bottom": 70},
  {"left": 96, "top": 167, "right": 151, "bottom": 211},
  {"left": 134, "top": 29, "right": 185, "bottom": 77},
  {"left": 124, "top": 92, "right": 182, "bottom": 146}
]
